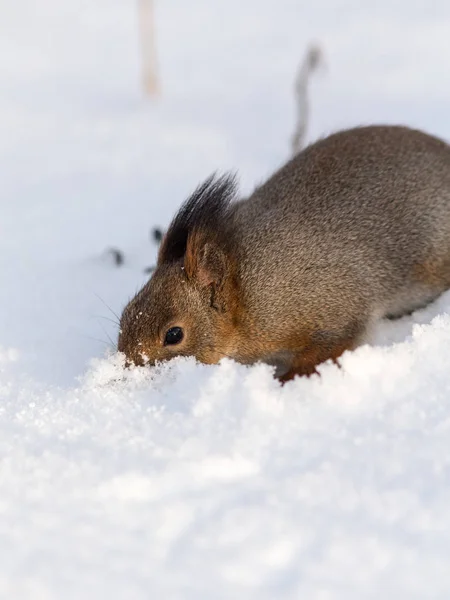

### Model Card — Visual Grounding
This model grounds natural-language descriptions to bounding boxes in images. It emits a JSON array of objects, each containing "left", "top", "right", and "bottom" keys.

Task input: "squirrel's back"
[{"left": 232, "top": 125, "right": 450, "bottom": 331}]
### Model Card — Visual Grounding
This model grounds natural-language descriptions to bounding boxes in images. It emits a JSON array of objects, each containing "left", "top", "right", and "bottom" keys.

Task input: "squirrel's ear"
[{"left": 184, "top": 232, "right": 227, "bottom": 290}]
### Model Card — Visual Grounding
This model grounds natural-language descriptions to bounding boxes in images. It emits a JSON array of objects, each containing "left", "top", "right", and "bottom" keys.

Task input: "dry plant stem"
[
  {"left": 291, "top": 45, "right": 322, "bottom": 155},
  {"left": 139, "top": 0, "right": 160, "bottom": 97}
]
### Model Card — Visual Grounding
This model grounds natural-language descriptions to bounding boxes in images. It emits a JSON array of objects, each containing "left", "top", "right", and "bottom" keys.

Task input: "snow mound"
[{"left": 1, "top": 312, "right": 450, "bottom": 598}]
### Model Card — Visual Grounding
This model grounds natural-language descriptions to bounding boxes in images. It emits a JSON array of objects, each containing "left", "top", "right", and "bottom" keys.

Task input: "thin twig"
[
  {"left": 291, "top": 44, "right": 323, "bottom": 155},
  {"left": 139, "top": 0, "right": 160, "bottom": 97}
]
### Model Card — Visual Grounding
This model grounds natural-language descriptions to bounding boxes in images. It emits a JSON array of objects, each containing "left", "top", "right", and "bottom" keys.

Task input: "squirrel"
[{"left": 118, "top": 125, "right": 450, "bottom": 381}]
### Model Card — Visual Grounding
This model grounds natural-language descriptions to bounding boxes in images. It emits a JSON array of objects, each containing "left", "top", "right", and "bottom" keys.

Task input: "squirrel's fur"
[{"left": 118, "top": 125, "right": 450, "bottom": 380}]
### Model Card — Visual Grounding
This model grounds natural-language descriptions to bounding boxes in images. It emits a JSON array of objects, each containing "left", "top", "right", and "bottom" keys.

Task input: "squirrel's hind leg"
[{"left": 278, "top": 321, "right": 367, "bottom": 383}]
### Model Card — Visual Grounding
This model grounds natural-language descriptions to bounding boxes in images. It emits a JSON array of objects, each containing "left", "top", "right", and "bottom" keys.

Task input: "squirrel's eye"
[{"left": 164, "top": 326, "right": 184, "bottom": 346}]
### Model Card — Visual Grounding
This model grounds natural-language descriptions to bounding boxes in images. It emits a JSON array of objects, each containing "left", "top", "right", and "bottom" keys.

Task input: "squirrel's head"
[{"left": 118, "top": 175, "right": 240, "bottom": 368}]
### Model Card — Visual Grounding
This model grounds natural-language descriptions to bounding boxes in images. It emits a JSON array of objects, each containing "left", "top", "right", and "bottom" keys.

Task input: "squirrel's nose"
[
  {"left": 121, "top": 345, "right": 153, "bottom": 369},
  {"left": 121, "top": 348, "right": 146, "bottom": 368},
  {"left": 131, "top": 353, "right": 146, "bottom": 367},
  {"left": 117, "top": 334, "right": 144, "bottom": 367}
]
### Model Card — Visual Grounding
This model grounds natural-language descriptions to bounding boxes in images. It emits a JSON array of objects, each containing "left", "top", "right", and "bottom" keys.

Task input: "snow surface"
[{"left": 1, "top": 0, "right": 450, "bottom": 597}]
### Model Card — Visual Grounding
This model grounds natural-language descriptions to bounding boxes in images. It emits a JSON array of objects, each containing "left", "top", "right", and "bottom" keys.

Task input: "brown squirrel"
[{"left": 118, "top": 125, "right": 450, "bottom": 380}]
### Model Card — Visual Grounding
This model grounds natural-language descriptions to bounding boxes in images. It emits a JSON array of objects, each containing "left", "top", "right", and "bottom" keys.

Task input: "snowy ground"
[{"left": 1, "top": 0, "right": 450, "bottom": 598}]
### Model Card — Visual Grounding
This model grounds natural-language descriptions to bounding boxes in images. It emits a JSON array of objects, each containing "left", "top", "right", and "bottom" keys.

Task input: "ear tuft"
[{"left": 158, "top": 174, "right": 237, "bottom": 266}]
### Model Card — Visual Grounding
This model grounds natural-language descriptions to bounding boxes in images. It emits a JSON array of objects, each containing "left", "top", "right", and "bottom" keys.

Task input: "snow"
[{"left": 1, "top": 0, "right": 450, "bottom": 597}]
